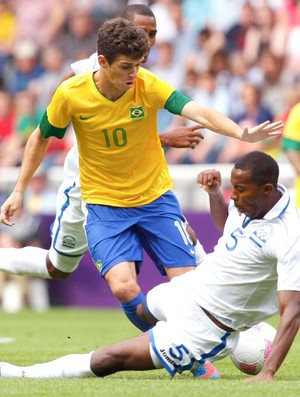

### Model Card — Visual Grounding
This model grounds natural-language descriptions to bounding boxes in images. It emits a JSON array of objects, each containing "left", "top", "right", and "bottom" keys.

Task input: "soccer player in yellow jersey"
[
  {"left": 0, "top": 5, "right": 203, "bottom": 282},
  {"left": 1, "top": 18, "right": 283, "bottom": 332},
  {"left": 281, "top": 102, "right": 300, "bottom": 208}
]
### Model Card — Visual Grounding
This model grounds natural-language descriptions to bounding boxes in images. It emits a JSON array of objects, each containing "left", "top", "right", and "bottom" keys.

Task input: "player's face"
[
  {"left": 230, "top": 168, "right": 269, "bottom": 219},
  {"left": 132, "top": 14, "right": 157, "bottom": 62},
  {"left": 101, "top": 54, "right": 144, "bottom": 97}
]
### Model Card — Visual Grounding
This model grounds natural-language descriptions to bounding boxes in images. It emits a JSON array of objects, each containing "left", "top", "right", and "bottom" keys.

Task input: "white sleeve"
[{"left": 70, "top": 52, "right": 99, "bottom": 75}]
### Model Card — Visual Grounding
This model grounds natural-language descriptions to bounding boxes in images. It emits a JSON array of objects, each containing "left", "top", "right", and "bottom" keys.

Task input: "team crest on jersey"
[
  {"left": 62, "top": 235, "right": 76, "bottom": 249},
  {"left": 249, "top": 223, "right": 273, "bottom": 248},
  {"left": 95, "top": 260, "right": 103, "bottom": 273},
  {"left": 130, "top": 106, "right": 145, "bottom": 119}
]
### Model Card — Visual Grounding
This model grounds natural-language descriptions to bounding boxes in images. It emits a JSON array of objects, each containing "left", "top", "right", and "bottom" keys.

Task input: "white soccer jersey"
[
  {"left": 70, "top": 52, "right": 99, "bottom": 75},
  {"left": 62, "top": 144, "right": 79, "bottom": 182},
  {"left": 190, "top": 184, "right": 300, "bottom": 331}
]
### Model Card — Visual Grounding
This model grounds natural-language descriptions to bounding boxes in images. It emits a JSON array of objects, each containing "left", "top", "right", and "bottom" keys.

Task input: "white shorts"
[
  {"left": 48, "top": 146, "right": 88, "bottom": 273},
  {"left": 147, "top": 271, "right": 239, "bottom": 377}
]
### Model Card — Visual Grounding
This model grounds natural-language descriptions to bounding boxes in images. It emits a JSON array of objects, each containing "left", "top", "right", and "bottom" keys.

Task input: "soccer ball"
[{"left": 230, "top": 322, "right": 276, "bottom": 375}]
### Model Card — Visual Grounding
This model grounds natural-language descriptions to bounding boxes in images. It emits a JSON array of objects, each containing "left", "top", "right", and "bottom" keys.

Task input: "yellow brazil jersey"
[
  {"left": 39, "top": 67, "right": 191, "bottom": 207},
  {"left": 281, "top": 103, "right": 300, "bottom": 208},
  {"left": 282, "top": 103, "right": 300, "bottom": 151}
]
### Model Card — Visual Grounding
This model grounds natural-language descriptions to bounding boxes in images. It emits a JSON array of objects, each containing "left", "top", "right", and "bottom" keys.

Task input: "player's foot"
[{"left": 191, "top": 363, "right": 221, "bottom": 379}]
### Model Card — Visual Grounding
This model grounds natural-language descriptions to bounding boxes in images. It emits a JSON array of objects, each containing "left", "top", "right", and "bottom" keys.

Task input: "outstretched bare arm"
[
  {"left": 246, "top": 290, "right": 300, "bottom": 382},
  {"left": 181, "top": 101, "right": 283, "bottom": 142}
]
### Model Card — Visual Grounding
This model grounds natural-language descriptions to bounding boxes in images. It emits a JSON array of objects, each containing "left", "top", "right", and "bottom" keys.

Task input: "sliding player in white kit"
[{"left": 1, "top": 151, "right": 299, "bottom": 381}]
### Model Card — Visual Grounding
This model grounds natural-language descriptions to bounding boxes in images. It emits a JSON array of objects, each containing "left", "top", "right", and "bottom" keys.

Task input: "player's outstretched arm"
[
  {"left": 181, "top": 101, "right": 283, "bottom": 142},
  {"left": 159, "top": 124, "right": 204, "bottom": 148},
  {"left": 0, "top": 126, "right": 49, "bottom": 226},
  {"left": 246, "top": 290, "right": 300, "bottom": 382}
]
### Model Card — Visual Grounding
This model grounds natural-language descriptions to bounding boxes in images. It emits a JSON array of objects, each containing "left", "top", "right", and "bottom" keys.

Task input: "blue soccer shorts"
[{"left": 85, "top": 191, "right": 196, "bottom": 277}]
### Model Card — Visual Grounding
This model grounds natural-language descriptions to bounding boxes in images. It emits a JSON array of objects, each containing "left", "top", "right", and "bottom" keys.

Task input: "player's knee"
[{"left": 109, "top": 279, "right": 140, "bottom": 302}]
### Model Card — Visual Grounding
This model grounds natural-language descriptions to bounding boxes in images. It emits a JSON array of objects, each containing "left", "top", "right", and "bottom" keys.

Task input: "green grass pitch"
[{"left": 0, "top": 308, "right": 299, "bottom": 397}]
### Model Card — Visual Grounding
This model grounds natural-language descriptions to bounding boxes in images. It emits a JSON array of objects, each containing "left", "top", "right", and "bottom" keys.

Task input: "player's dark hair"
[
  {"left": 96, "top": 18, "right": 149, "bottom": 64},
  {"left": 120, "top": 4, "right": 155, "bottom": 21},
  {"left": 234, "top": 151, "right": 279, "bottom": 188}
]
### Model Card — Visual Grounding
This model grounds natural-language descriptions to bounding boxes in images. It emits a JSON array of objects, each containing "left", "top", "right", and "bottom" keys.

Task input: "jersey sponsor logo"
[
  {"left": 160, "top": 348, "right": 175, "bottom": 365},
  {"left": 130, "top": 106, "right": 145, "bottom": 119},
  {"left": 62, "top": 235, "right": 76, "bottom": 249},
  {"left": 79, "top": 115, "right": 95, "bottom": 120}
]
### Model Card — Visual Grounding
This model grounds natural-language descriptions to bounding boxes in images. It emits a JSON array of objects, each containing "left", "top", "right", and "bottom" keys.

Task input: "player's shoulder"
[
  {"left": 61, "top": 71, "right": 92, "bottom": 89},
  {"left": 137, "top": 66, "right": 157, "bottom": 81},
  {"left": 137, "top": 67, "right": 173, "bottom": 92}
]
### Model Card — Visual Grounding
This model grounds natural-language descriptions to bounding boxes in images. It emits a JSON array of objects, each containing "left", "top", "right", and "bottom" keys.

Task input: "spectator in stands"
[
  {"left": 0, "top": 90, "right": 23, "bottom": 167},
  {"left": 256, "top": 49, "right": 295, "bottom": 117},
  {"left": 0, "top": 0, "right": 16, "bottom": 79},
  {"left": 149, "top": 41, "right": 183, "bottom": 88},
  {"left": 11, "top": 0, "right": 65, "bottom": 50},
  {"left": 58, "top": 7, "right": 98, "bottom": 63},
  {"left": 29, "top": 46, "right": 69, "bottom": 110},
  {"left": 234, "top": 81, "right": 274, "bottom": 126},
  {"left": 284, "top": 0, "right": 300, "bottom": 74},
  {"left": 217, "top": 81, "right": 275, "bottom": 163},
  {"left": 0, "top": 90, "right": 15, "bottom": 144},
  {"left": 149, "top": 40, "right": 185, "bottom": 132},
  {"left": 207, "top": 48, "right": 231, "bottom": 87},
  {"left": 167, "top": 0, "right": 197, "bottom": 63},
  {"left": 226, "top": 50, "right": 251, "bottom": 119},
  {"left": 2, "top": 40, "right": 44, "bottom": 94},
  {"left": 150, "top": 0, "right": 178, "bottom": 43},
  {"left": 185, "top": 26, "right": 224, "bottom": 75},
  {"left": 225, "top": 2, "right": 256, "bottom": 54},
  {"left": 14, "top": 90, "right": 69, "bottom": 167},
  {"left": 181, "top": 0, "right": 213, "bottom": 32},
  {"left": 243, "top": 3, "right": 288, "bottom": 66},
  {"left": 14, "top": 90, "right": 44, "bottom": 143}
]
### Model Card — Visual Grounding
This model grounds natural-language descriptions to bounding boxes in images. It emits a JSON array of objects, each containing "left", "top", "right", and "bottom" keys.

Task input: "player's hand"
[
  {"left": 240, "top": 120, "right": 284, "bottom": 143},
  {"left": 0, "top": 193, "right": 23, "bottom": 226},
  {"left": 197, "top": 169, "right": 221, "bottom": 194},
  {"left": 160, "top": 125, "right": 204, "bottom": 148}
]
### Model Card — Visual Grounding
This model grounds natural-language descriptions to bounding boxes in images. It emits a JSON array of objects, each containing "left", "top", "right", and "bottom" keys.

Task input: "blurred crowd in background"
[
  {"left": 0, "top": 0, "right": 300, "bottom": 310},
  {"left": 1, "top": 0, "right": 300, "bottom": 168}
]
